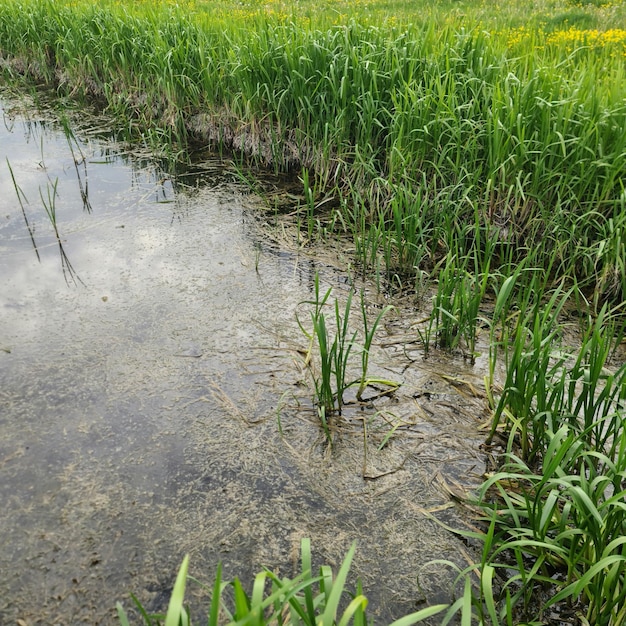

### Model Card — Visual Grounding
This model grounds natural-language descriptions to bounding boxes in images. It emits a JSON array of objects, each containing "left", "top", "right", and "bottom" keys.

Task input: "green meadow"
[{"left": 1, "top": 0, "right": 626, "bottom": 623}]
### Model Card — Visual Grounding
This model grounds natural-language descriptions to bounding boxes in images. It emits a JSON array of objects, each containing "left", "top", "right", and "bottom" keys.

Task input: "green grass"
[
  {"left": 297, "top": 274, "right": 397, "bottom": 440},
  {"left": 2, "top": 0, "right": 626, "bottom": 622},
  {"left": 487, "top": 290, "right": 626, "bottom": 463},
  {"left": 117, "top": 540, "right": 449, "bottom": 626},
  {"left": 1, "top": 0, "right": 625, "bottom": 307},
  {"left": 468, "top": 424, "right": 626, "bottom": 625}
]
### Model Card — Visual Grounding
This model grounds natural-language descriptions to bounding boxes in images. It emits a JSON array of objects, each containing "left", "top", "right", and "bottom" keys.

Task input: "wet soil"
[{"left": 0, "top": 89, "right": 488, "bottom": 625}]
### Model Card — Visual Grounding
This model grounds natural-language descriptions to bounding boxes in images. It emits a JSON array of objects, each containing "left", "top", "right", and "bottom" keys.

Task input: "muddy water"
[{"left": 0, "top": 92, "right": 487, "bottom": 625}]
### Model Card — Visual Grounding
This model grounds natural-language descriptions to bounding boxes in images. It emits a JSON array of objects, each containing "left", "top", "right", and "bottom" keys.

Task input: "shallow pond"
[{"left": 0, "top": 90, "right": 488, "bottom": 625}]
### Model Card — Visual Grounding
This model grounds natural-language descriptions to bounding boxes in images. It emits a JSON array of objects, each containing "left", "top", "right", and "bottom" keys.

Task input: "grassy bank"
[
  {"left": 2, "top": 0, "right": 626, "bottom": 623},
  {"left": 1, "top": 0, "right": 626, "bottom": 303}
]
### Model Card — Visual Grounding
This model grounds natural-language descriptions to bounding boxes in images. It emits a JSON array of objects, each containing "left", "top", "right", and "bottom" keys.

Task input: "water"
[{"left": 0, "top": 91, "right": 486, "bottom": 625}]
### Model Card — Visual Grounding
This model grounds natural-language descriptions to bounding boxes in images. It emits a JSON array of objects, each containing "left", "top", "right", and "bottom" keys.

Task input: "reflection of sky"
[
  {"left": 0, "top": 92, "right": 313, "bottom": 378},
  {"left": 0, "top": 97, "right": 307, "bottom": 620},
  {"left": 0, "top": 111, "right": 175, "bottom": 269},
  {"left": 0, "top": 100, "right": 185, "bottom": 339}
]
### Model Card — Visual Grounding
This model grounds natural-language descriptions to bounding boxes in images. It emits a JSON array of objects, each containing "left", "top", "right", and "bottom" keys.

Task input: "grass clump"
[
  {"left": 450, "top": 287, "right": 626, "bottom": 624},
  {"left": 487, "top": 294, "right": 626, "bottom": 464},
  {"left": 117, "top": 540, "right": 448, "bottom": 626},
  {"left": 465, "top": 423, "right": 626, "bottom": 625},
  {"left": 297, "top": 274, "right": 397, "bottom": 441}
]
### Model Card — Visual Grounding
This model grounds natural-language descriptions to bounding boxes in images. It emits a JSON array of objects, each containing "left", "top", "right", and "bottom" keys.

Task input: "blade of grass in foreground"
[
  {"left": 164, "top": 554, "right": 190, "bottom": 626},
  {"left": 320, "top": 542, "right": 356, "bottom": 626}
]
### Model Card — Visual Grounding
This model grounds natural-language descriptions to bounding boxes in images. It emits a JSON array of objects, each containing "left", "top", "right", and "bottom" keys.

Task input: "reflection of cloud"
[
  {"left": 0, "top": 96, "right": 308, "bottom": 366},
  {"left": 0, "top": 106, "right": 254, "bottom": 356},
  {"left": 0, "top": 105, "right": 184, "bottom": 347}
]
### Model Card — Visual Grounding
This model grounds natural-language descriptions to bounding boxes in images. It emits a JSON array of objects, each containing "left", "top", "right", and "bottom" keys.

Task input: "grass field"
[
  {"left": 2, "top": 0, "right": 625, "bottom": 302},
  {"left": 1, "top": 0, "right": 626, "bottom": 623}
]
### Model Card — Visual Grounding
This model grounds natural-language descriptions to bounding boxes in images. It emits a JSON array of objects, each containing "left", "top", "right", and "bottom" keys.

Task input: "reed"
[
  {"left": 487, "top": 292, "right": 626, "bottom": 465},
  {"left": 423, "top": 252, "right": 490, "bottom": 362},
  {"left": 297, "top": 274, "right": 355, "bottom": 426}
]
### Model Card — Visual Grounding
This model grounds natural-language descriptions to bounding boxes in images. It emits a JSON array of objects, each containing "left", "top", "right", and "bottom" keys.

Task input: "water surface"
[{"left": 0, "top": 91, "right": 486, "bottom": 625}]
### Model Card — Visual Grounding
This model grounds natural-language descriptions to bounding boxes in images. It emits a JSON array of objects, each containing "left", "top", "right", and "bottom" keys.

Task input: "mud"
[{"left": 0, "top": 89, "right": 488, "bottom": 625}]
